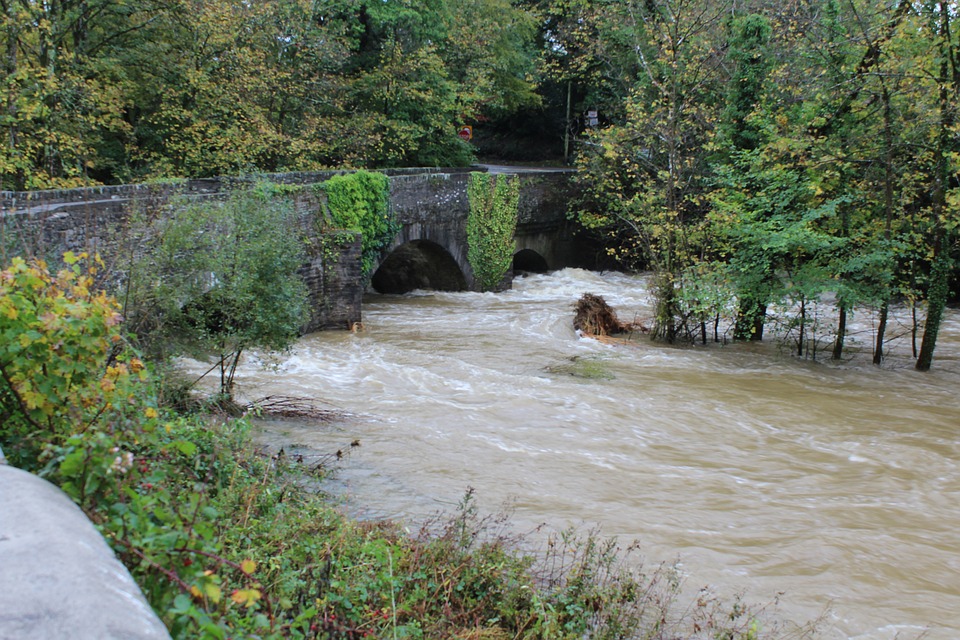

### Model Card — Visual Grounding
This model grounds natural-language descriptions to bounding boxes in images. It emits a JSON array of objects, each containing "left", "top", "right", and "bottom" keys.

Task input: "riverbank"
[{"left": 23, "top": 405, "right": 807, "bottom": 639}]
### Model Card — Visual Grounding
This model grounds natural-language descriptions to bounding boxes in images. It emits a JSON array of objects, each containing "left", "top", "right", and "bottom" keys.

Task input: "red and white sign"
[{"left": 457, "top": 126, "right": 473, "bottom": 141}]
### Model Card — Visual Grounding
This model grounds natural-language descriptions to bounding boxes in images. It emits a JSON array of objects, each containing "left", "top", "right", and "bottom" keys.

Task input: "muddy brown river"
[{"left": 225, "top": 269, "right": 960, "bottom": 639}]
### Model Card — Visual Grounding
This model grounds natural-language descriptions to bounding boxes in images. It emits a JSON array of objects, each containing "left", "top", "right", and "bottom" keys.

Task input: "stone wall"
[
  {"left": 0, "top": 167, "right": 583, "bottom": 323},
  {"left": 0, "top": 174, "right": 370, "bottom": 331}
]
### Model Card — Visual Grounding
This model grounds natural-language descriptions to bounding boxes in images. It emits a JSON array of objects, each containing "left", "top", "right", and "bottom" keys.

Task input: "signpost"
[{"left": 457, "top": 125, "right": 473, "bottom": 142}]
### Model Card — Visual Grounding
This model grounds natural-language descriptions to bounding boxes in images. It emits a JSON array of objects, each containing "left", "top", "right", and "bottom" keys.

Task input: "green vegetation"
[
  {"left": 319, "top": 170, "right": 397, "bottom": 280},
  {"left": 0, "top": 0, "right": 540, "bottom": 189},
  {"left": 1, "top": 252, "right": 808, "bottom": 639},
  {"left": 124, "top": 186, "right": 309, "bottom": 403},
  {"left": 467, "top": 172, "right": 521, "bottom": 291},
  {"left": 547, "top": 0, "right": 959, "bottom": 368}
]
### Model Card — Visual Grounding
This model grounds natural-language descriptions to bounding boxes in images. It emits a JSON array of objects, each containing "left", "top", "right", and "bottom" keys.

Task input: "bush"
[
  {"left": 0, "top": 253, "right": 156, "bottom": 468},
  {"left": 126, "top": 186, "right": 309, "bottom": 402}
]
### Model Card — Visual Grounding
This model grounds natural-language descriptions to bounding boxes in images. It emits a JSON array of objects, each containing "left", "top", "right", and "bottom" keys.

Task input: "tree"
[
  {"left": 132, "top": 185, "right": 308, "bottom": 402},
  {"left": 573, "top": 0, "right": 729, "bottom": 342},
  {"left": 717, "top": 13, "right": 775, "bottom": 342},
  {"left": 913, "top": 0, "right": 959, "bottom": 371}
]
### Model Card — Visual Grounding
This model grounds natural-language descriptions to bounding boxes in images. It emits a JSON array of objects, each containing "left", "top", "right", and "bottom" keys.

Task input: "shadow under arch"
[
  {"left": 371, "top": 240, "right": 468, "bottom": 294},
  {"left": 512, "top": 248, "right": 549, "bottom": 275}
]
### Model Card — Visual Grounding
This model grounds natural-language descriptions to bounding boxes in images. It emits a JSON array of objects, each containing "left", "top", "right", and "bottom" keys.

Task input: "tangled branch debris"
[
  {"left": 573, "top": 293, "right": 647, "bottom": 337},
  {"left": 246, "top": 395, "right": 343, "bottom": 421}
]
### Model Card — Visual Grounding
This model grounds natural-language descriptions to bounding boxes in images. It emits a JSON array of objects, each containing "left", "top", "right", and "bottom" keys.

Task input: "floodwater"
[{"left": 230, "top": 269, "right": 960, "bottom": 639}]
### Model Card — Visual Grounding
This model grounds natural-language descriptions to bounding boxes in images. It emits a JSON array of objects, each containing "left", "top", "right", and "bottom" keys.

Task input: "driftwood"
[
  {"left": 246, "top": 395, "right": 342, "bottom": 421},
  {"left": 573, "top": 293, "right": 647, "bottom": 337}
]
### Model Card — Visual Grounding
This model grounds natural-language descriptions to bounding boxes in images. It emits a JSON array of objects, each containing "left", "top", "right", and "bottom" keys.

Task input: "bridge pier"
[{"left": 377, "top": 169, "right": 587, "bottom": 295}]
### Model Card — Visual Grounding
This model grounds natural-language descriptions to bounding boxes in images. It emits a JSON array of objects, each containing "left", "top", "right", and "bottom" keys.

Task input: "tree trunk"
[
  {"left": 916, "top": 2, "right": 956, "bottom": 372},
  {"left": 832, "top": 305, "right": 846, "bottom": 360},
  {"left": 874, "top": 303, "right": 888, "bottom": 365},
  {"left": 797, "top": 297, "right": 805, "bottom": 357},
  {"left": 874, "top": 84, "right": 895, "bottom": 366},
  {"left": 916, "top": 250, "right": 949, "bottom": 371}
]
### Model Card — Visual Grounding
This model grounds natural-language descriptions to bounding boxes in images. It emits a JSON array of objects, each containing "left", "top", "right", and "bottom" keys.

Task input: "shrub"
[
  {"left": 126, "top": 186, "right": 309, "bottom": 402},
  {"left": 0, "top": 253, "right": 156, "bottom": 468}
]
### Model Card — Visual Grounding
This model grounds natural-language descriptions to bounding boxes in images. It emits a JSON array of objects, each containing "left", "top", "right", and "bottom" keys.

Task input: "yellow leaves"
[
  {"left": 230, "top": 588, "right": 262, "bottom": 608},
  {"left": 144, "top": 407, "right": 159, "bottom": 419},
  {"left": 240, "top": 559, "right": 257, "bottom": 574},
  {"left": 204, "top": 583, "right": 222, "bottom": 603},
  {"left": 62, "top": 251, "right": 86, "bottom": 265},
  {"left": 191, "top": 571, "right": 223, "bottom": 603}
]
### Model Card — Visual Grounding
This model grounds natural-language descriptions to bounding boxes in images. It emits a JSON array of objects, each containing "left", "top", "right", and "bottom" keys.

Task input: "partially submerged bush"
[{"left": 126, "top": 185, "right": 309, "bottom": 402}]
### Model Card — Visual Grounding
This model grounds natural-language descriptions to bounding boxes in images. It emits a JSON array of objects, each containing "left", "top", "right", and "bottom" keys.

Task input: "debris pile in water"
[{"left": 572, "top": 293, "right": 647, "bottom": 337}]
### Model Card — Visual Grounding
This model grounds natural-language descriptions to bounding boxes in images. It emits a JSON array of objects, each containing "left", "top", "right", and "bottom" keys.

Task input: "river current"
[{"left": 229, "top": 269, "right": 960, "bottom": 639}]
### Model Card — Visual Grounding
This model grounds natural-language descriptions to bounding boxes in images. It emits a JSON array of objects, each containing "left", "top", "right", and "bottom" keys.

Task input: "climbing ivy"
[
  {"left": 467, "top": 172, "right": 520, "bottom": 291},
  {"left": 318, "top": 171, "right": 397, "bottom": 280}
]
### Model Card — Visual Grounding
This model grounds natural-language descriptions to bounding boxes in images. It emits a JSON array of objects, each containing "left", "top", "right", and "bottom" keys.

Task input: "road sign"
[{"left": 458, "top": 126, "right": 473, "bottom": 141}]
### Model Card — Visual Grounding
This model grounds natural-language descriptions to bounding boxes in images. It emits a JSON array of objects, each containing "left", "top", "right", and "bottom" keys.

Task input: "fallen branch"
[{"left": 246, "top": 395, "right": 342, "bottom": 421}]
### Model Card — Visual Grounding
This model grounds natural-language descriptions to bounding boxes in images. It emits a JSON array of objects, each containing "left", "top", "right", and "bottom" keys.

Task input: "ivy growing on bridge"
[
  {"left": 318, "top": 171, "right": 397, "bottom": 280},
  {"left": 467, "top": 172, "right": 520, "bottom": 291}
]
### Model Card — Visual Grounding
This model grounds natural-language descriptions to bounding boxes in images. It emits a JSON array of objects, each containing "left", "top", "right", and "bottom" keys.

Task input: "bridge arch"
[
  {"left": 371, "top": 240, "right": 468, "bottom": 294},
  {"left": 512, "top": 248, "right": 549, "bottom": 275}
]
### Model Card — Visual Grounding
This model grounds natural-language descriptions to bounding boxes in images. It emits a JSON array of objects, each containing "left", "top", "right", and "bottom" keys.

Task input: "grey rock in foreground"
[{"left": 0, "top": 464, "right": 171, "bottom": 640}]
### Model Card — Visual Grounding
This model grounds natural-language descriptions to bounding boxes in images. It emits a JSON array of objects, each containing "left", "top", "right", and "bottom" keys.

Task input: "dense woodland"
[{"left": 2, "top": 0, "right": 958, "bottom": 368}]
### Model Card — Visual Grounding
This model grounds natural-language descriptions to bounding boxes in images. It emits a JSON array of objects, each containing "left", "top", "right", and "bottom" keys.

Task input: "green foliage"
[
  {"left": 0, "top": 0, "right": 544, "bottom": 185},
  {"left": 319, "top": 170, "right": 397, "bottom": 280},
  {"left": 721, "top": 14, "right": 773, "bottom": 153},
  {"left": 467, "top": 172, "right": 520, "bottom": 291},
  {"left": 0, "top": 253, "right": 156, "bottom": 467},
  {"left": 128, "top": 185, "right": 308, "bottom": 400}
]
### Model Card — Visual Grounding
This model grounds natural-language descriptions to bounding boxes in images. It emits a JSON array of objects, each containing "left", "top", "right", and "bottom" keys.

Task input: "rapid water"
[{"left": 230, "top": 269, "right": 960, "bottom": 639}]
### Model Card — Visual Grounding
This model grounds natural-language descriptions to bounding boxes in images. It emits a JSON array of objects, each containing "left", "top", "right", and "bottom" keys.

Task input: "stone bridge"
[
  {"left": 375, "top": 165, "right": 587, "bottom": 294},
  {"left": 1, "top": 166, "right": 592, "bottom": 332}
]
